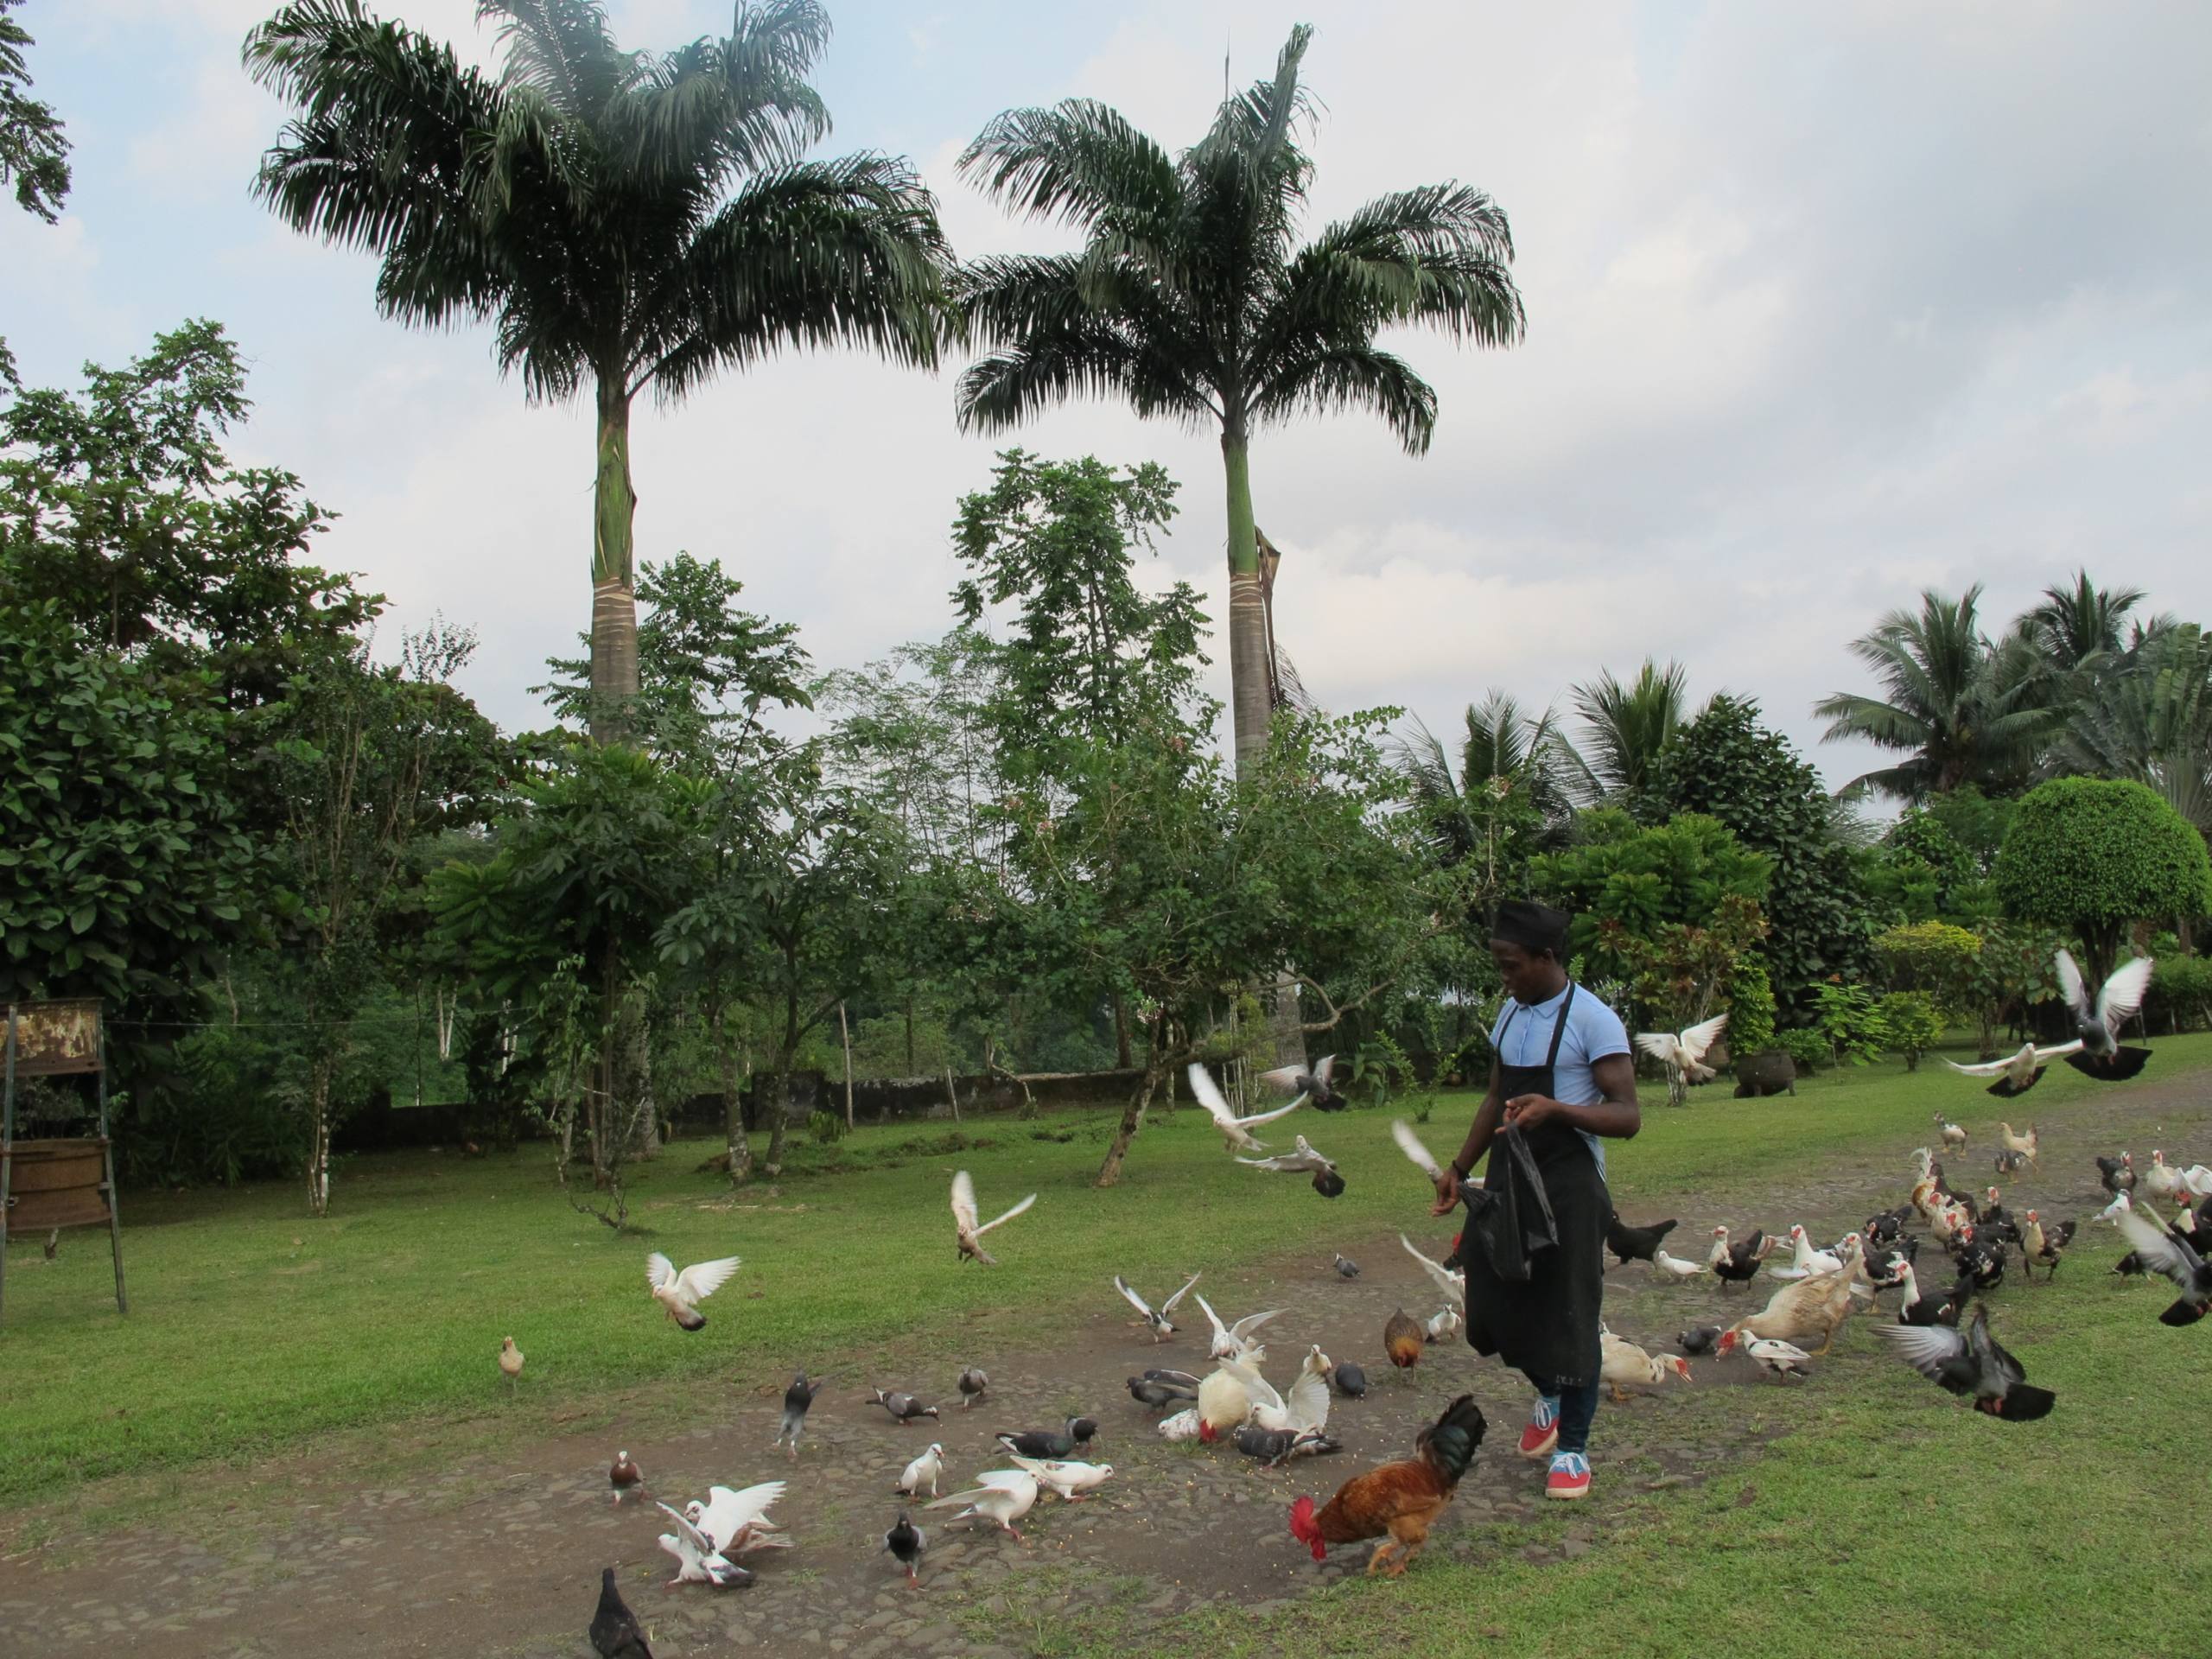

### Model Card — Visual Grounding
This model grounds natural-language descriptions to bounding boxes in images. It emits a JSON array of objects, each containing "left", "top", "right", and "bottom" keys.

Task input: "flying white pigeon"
[{"left": 645, "top": 1252, "right": 742, "bottom": 1331}]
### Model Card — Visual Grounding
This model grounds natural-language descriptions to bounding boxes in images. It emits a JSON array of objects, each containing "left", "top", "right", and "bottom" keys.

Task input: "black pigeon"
[
  {"left": 871, "top": 1389, "right": 941, "bottom": 1426},
  {"left": 1232, "top": 1422, "right": 1340, "bottom": 1466},
  {"left": 1259, "top": 1054, "right": 1343, "bottom": 1111},
  {"left": 1876, "top": 1301, "right": 2056, "bottom": 1421},
  {"left": 1333, "top": 1254, "right": 1360, "bottom": 1279},
  {"left": 589, "top": 1566, "right": 653, "bottom": 1659},
  {"left": 1330, "top": 1361, "right": 1369, "bottom": 1398},
  {"left": 2056, "top": 950, "right": 2155, "bottom": 1081},
  {"left": 2115, "top": 1207, "right": 2212, "bottom": 1326},
  {"left": 1127, "top": 1375, "right": 1196, "bottom": 1410},
  {"left": 1677, "top": 1325, "right": 1722, "bottom": 1357},
  {"left": 957, "top": 1367, "right": 989, "bottom": 1409},
  {"left": 883, "top": 1513, "right": 925, "bottom": 1586},
  {"left": 774, "top": 1371, "right": 828, "bottom": 1459},
  {"left": 996, "top": 1416, "right": 1099, "bottom": 1460},
  {"left": 1605, "top": 1212, "right": 1678, "bottom": 1267}
]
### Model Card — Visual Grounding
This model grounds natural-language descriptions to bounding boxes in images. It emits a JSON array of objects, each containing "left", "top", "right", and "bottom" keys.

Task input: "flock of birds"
[{"left": 568, "top": 947, "right": 2200, "bottom": 1649}]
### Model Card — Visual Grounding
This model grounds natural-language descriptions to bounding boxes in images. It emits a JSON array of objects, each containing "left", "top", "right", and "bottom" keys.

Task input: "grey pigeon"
[
  {"left": 871, "top": 1388, "right": 940, "bottom": 1426},
  {"left": 884, "top": 1512, "right": 925, "bottom": 1586},
  {"left": 957, "top": 1367, "right": 989, "bottom": 1408},
  {"left": 1332, "top": 1254, "right": 1360, "bottom": 1278},
  {"left": 773, "top": 1372, "right": 828, "bottom": 1459}
]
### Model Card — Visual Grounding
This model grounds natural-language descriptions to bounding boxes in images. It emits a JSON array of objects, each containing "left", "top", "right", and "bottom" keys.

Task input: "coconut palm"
[
  {"left": 2022, "top": 570, "right": 2152, "bottom": 671},
  {"left": 1393, "top": 692, "right": 1578, "bottom": 862},
  {"left": 953, "top": 25, "right": 1524, "bottom": 780},
  {"left": 1563, "top": 658, "right": 1694, "bottom": 806},
  {"left": 1814, "top": 587, "right": 2048, "bottom": 802},
  {"left": 245, "top": 0, "right": 951, "bottom": 740},
  {"left": 2056, "top": 622, "right": 2212, "bottom": 836}
]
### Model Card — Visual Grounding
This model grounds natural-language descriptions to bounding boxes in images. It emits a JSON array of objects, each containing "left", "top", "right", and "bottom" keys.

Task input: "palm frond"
[
  {"left": 1248, "top": 344, "right": 1436, "bottom": 452},
  {"left": 476, "top": 0, "right": 629, "bottom": 117},
  {"left": 958, "top": 99, "right": 1181, "bottom": 231},
  {"left": 1569, "top": 659, "right": 1689, "bottom": 803}
]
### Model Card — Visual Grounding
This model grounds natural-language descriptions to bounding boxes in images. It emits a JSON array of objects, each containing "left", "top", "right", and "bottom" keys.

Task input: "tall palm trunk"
[
  {"left": 1222, "top": 423, "right": 1307, "bottom": 1072},
  {"left": 589, "top": 378, "right": 641, "bottom": 743}
]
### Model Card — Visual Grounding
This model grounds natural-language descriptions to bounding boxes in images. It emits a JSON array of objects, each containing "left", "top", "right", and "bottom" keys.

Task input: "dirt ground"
[{"left": 2, "top": 1072, "right": 2204, "bottom": 1659}]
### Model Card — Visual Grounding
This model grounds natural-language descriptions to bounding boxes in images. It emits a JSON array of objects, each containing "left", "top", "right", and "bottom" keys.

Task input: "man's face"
[{"left": 1489, "top": 939, "right": 1554, "bottom": 1004}]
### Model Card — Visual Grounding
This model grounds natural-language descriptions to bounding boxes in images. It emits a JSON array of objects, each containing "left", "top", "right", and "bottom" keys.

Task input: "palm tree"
[
  {"left": 1814, "top": 587, "right": 2048, "bottom": 801},
  {"left": 1564, "top": 658, "right": 1692, "bottom": 805},
  {"left": 245, "top": 0, "right": 951, "bottom": 740},
  {"left": 2056, "top": 622, "right": 2212, "bottom": 836},
  {"left": 1394, "top": 692, "right": 1576, "bottom": 919},
  {"left": 2023, "top": 570, "right": 2151, "bottom": 671},
  {"left": 953, "top": 25, "right": 1524, "bottom": 780}
]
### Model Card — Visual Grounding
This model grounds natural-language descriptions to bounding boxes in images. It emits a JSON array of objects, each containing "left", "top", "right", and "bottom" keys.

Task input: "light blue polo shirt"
[{"left": 1491, "top": 982, "right": 1630, "bottom": 1178}]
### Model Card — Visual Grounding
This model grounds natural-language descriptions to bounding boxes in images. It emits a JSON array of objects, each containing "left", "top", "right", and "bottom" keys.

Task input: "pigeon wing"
[
  {"left": 1634, "top": 1032, "right": 1680, "bottom": 1063},
  {"left": 1194, "top": 1293, "right": 1231, "bottom": 1349},
  {"left": 2054, "top": 949, "right": 2090, "bottom": 1020},
  {"left": 976, "top": 1192, "right": 1035, "bottom": 1236},
  {"left": 1221, "top": 1357, "right": 1284, "bottom": 1416},
  {"left": 1186, "top": 1064, "right": 1237, "bottom": 1129},
  {"left": 645, "top": 1252, "right": 677, "bottom": 1293},
  {"left": 672, "top": 1255, "right": 742, "bottom": 1304},
  {"left": 2096, "top": 957, "right": 2156, "bottom": 1032},
  {"left": 1286, "top": 1366, "right": 1330, "bottom": 1433},
  {"left": 1255, "top": 1063, "right": 1307, "bottom": 1093},
  {"left": 1113, "top": 1275, "right": 1156, "bottom": 1320},
  {"left": 2116, "top": 1207, "right": 2202, "bottom": 1289},
  {"left": 1391, "top": 1119, "right": 1446, "bottom": 1183},
  {"left": 1874, "top": 1320, "right": 1968, "bottom": 1382},
  {"left": 1160, "top": 1273, "right": 1201, "bottom": 1314},
  {"left": 1679, "top": 1014, "right": 1729, "bottom": 1064},
  {"left": 1232, "top": 1097, "right": 1304, "bottom": 1131},
  {"left": 1401, "top": 1232, "right": 1466, "bottom": 1301},
  {"left": 950, "top": 1170, "right": 980, "bottom": 1232},
  {"left": 2032, "top": 1040, "right": 2083, "bottom": 1065},
  {"left": 1943, "top": 1057, "right": 2015, "bottom": 1077},
  {"left": 1313, "top": 1054, "right": 1336, "bottom": 1088},
  {"left": 1228, "top": 1306, "right": 1285, "bottom": 1343}
]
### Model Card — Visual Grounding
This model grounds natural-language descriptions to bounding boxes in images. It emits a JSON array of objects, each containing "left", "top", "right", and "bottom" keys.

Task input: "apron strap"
[{"left": 1541, "top": 982, "right": 1576, "bottom": 1070}]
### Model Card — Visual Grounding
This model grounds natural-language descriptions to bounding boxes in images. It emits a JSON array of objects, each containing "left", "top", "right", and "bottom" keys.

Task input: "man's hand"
[
  {"left": 1502, "top": 1093, "right": 1561, "bottom": 1134},
  {"left": 1430, "top": 1168, "right": 1460, "bottom": 1217}
]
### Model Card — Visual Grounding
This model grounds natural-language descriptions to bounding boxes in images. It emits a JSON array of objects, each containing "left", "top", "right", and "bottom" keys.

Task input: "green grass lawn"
[{"left": 5, "top": 1033, "right": 2208, "bottom": 1658}]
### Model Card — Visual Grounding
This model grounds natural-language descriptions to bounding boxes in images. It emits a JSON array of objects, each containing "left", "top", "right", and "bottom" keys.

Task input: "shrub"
[
  {"left": 1877, "top": 990, "right": 1943, "bottom": 1071},
  {"left": 1874, "top": 920, "right": 1984, "bottom": 1017},
  {"left": 1726, "top": 953, "right": 1777, "bottom": 1057},
  {"left": 1774, "top": 1028, "right": 1828, "bottom": 1073},
  {"left": 806, "top": 1109, "right": 848, "bottom": 1146},
  {"left": 2149, "top": 957, "right": 2212, "bottom": 1033},
  {"left": 1350, "top": 1033, "right": 1414, "bottom": 1107},
  {"left": 1994, "top": 777, "right": 2212, "bottom": 982},
  {"left": 1809, "top": 980, "right": 1888, "bottom": 1067}
]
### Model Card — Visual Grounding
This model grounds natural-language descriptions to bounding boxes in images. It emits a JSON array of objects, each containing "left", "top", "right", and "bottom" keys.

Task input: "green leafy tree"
[
  {"left": 1809, "top": 979, "right": 1889, "bottom": 1067},
  {"left": 0, "top": 0, "right": 68, "bottom": 222},
  {"left": 952, "top": 23, "right": 1523, "bottom": 781},
  {"left": 1876, "top": 990, "right": 1942, "bottom": 1071},
  {"left": 1815, "top": 586, "right": 2048, "bottom": 801},
  {"left": 0, "top": 601, "right": 255, "bottom": 1076},
  {"left": 1566, "top": 658, "right": 1694, "bottom": 807},
  {"left": 1873, "top": 920, "right": 1984, "bottom": 1021},
  {"left": 1726, "top": 952, "right": 1777, "bottom": 1057},
  {"left": 1648, "top": 694, "right": 1877, "bottom": 1018},
  {"left": 1391, "top": 691, "right": 1578, "bottom": 926},
  {"left": 1993, "top": 776, "right": 2212, "bottom": 985},
  {"left": 1529, "top": 809, "right": 1773, "bottom": 985},
  {"left": 245, "top": 0, "right": 951, "bottom": 739}
]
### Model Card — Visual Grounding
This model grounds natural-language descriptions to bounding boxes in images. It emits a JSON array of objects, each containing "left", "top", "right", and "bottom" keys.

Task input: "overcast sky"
[{"left": 6, "top": 1, "right": 2209, "bottom": 789}]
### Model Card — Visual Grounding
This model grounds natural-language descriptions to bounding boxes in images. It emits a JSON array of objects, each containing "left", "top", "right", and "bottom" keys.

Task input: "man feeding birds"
[{"left": 1428, "top": 899, "right": 1640, "bottom": 1503}]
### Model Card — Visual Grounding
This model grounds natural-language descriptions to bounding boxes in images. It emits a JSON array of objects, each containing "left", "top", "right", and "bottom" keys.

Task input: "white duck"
[
  {"left": 1187, "top": 1062, "right": 1303, "bottom": 1153},
  {"left": 1599, "top": 1330, "right": 1693, "bottom": 1400},
  {"left": 2098, "top": 1189, "right": 2135, "bottom": 1224},
  {"left": 645, "top": 1252, "right": 743, "bottom": 1331},
  {"left": 895, "top": 1443, "right": 944, "bottom": 1500},
  {"left": 926, "top": 1469, "right": 1039, "bottom": 1540},
  {"left": 950, "top": 1169, "right": 1035, "bottom": 1265},
  {"left": 1006, "top": 1455, "right": 1116, "bottom": 1501},
  {"left": 1768, "top": 1224, "right": 1843, "bottom": 1281},
  {"left": 1194, "top": 1293, "right": 1282, "bottom": 1361},
  {"left": 2145, "top": 1151, "right": 2183, "bottom": 1202},
  {"left": 655, "top": 1502, "right": 748, "bottom": 1586}
]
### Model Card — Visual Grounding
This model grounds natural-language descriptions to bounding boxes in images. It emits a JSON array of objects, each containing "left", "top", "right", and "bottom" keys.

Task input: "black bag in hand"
[{"left": 1460, "top": 1125, "right": 1559, "bottom": 1283}]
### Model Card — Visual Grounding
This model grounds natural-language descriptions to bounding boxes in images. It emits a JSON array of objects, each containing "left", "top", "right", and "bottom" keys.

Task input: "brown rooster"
[
  {"left": 1289, "top": 1395, "right": 1487, "bottom": 1576},
  {"left": 1383, "top": 1308, "right": 1424, "bottom": 1378}
]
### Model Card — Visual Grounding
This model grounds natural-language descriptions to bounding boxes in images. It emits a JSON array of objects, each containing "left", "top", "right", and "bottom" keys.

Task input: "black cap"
[{"left": 1490, "top": 899, "right": 1570, "bottom": 959}]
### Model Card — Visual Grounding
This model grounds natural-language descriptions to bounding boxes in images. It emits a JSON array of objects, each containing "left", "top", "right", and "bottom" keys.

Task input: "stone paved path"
[{"left": 3, "top": 1067, "right": 2203, "bottom": 1657}]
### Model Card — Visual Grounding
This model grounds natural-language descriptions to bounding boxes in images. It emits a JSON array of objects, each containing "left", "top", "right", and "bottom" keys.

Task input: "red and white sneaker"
[
  {"left": 1517, "top": 1395, "right": 1560, "bottom": 1459},
  {"left": 1546, "top": 1451, "right": 1592, "bottom": 1500}
]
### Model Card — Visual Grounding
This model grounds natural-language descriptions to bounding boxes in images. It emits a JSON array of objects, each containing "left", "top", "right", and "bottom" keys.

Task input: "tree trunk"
[
  {"left": 905, "top": 994, "right": 916, "bottom": 1073},
  {"left": 306, "top": 1052, "right": 334, "bottom": 1218},
  {"left": 715, "top": 1004, "right": 750, "bottom": 1185},
  {"left": 1113, "top": 994, "right": 1133, "bottom": 1070},
  {"left": 588, "top": 379, "right": 640, "bottom": 744},
  {"left": 1096, "top": 1052, "right": 1164, "bottom": 1187},
  {"left": 839, "top": 1001, "right": 855, "bottom": 1130},
  {"left": 1221, "top": 427, "right": 1270, "bottom": 781},
  {"left": 763, "top": 992, "right": 800, "bottom": 1175},
  {"left": 944, "top": 1059, "right": 962, "bottom": 1124}
]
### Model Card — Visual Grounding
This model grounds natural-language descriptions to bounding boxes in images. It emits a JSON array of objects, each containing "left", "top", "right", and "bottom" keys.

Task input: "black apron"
[{"left": 1462, "top": 983, "right": 1610, "bottom": 1389}]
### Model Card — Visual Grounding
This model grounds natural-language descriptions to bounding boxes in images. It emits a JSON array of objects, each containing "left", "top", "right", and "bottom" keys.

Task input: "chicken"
[
  {"left": 1876, "top": 1302, "right": 2056, "bottom": 1421},
  {"left": 1196, "top": 1368, "right": 1253, "bottom": 1441},
  {"left": 1996, "top": 1121, "right": 2041, "bottom": 1166},
  {"left": 1599, "top": 1331, "right": 1692, "bottom": 1401},
  {"left": 1288, "top": 1395, "right": 1488, "bottom": 1577},
  {"left": 1605, "top": 1212, "right": 1679, "bottom": 1267},
  {"left": 1945, "top": 1044, "right": 2079, "bottom": 1099},
  {"left": 1384, "top": 1308, "right": 1426, "bottom": 1376},
  {"left": 1716, "top": 1265, "right": 1859, "bottom": 1357}
]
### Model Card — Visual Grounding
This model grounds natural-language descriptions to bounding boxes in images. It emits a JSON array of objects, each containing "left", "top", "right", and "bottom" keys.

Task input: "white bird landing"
[
  {"left": 1194, "top": 1292, "right": 1282, "bottom": 1362},
  {"left": 1235, "top": 1135, "right": 1338, "bottom": 1176},
  {"left": 1945, "top": 1039, "right": 2082, "bottom": 1098},
  {"left": 1635, "top": 1013, "right": 1729, "bottom": 1103},
  {"left": 1650, "top": 1248, "right": 1706, "bottom": 1281},
  {"left": 950, "top": 1169, "right": 1035, "bottom": 1265},
  {"left": 655, "top": 1502, "right": 747, "bottom": 1587},
  {"left": 1115, "top": 1272, "right": 1201, "bottom": 1341},
  {"left": 646, "top": 1252, "right": 742, "bottom": 1331},
  {"left": 1222, "top": 1348, "right": 1331, "bottom": 1436},
  {"left": 926, "top": 1469, "right": 1039, "bottom": 1540},
  {"left": 1187, "top": 1063, "right": 1303, "bottom": 1153},
  {"left": 685, "top": 1482, "right": 790, "bottom": 1556}
]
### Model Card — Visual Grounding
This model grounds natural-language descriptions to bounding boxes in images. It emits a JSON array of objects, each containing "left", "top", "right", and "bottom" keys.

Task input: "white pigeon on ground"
[
  {"left": 1650, "top": 1248, "right": 1706, "bottom": 1282},
  {"left": 925, "top": 1469, "right": 1040, "bottom": 1540},
  {"left": 1423, "top": 1306, "right": 1463, "bottom": 1343},
  {"left": 1195, "top": 1293, "right": 1283, "bottom": 1362},
  {"left": 687, "top": 1482, "right": 789, "bottom": 1555},
  {"left": 1156, "top": 1407, "right": 1203, "bottom": 1441},
  {"left": 950, "top": 1168, "right": 1036, "bottom": 1266},
  {"left": 1115, "top": 1272, "right": 1202, "bottom": 1341},
  {"left": 655, "top": 1502, "right": 749, "bottom": 1586},
  {"left": 1944, "top": 1039, "right": 2082, "bottom": 1098},
  {"left": 1007, "top": 1455, "right": 1116, "bottom": 1501},
  {"left": 1635, "top": 1014, "right": 1729, "bottom": 1100},
  {"left": 645, "top": 1252, "right": 743, "bottom": 1331},
  {"left": 895, "top": 1443, "right": 945, "bottom": 1500},
  {"left": 1187, "top": 1063, "right": 1303, "bottom": 1153},
  {"left": 1400, "top": 1232, "right": 1467, "bottom": 1301}
]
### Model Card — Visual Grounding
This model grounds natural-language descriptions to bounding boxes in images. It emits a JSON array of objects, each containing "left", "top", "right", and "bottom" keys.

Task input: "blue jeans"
[{"left": 1526, "top": 1370, "right": 1599, "bottom": 1456}]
